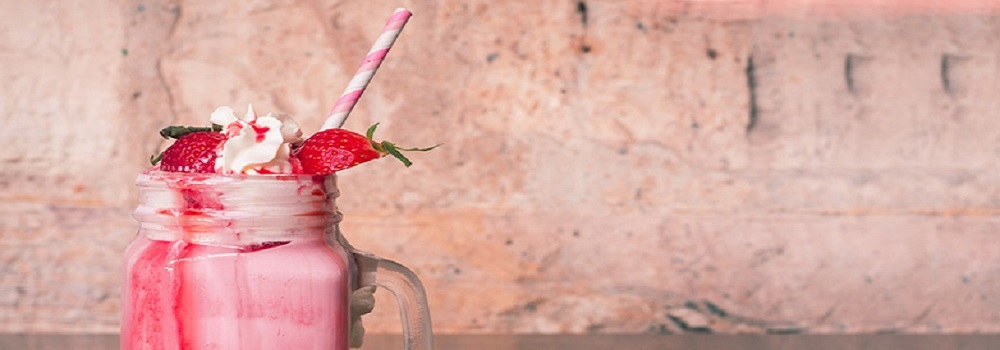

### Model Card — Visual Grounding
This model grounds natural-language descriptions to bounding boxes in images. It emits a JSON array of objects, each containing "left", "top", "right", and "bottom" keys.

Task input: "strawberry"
[
  {"left": 156, "top": 131, "right": 227, "bottom": 173},
  {"left": 293, "top": 123, "right": 440, "bottom": 175}
]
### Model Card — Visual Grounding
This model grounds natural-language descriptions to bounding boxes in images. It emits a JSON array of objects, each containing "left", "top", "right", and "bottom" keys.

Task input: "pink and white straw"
[{"left": 321, "top": 8, "right": 412, "bottom": 130}]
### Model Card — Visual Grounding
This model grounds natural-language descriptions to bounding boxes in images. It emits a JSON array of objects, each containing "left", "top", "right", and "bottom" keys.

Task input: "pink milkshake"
[{"left": 122, "top": 173, "right": 351, "bottom": 349}]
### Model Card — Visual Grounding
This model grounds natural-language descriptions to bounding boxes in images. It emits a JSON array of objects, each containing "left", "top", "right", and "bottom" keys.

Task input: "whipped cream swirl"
[{"left": 210, "top": 104, "right": 303, "bottom": 174}]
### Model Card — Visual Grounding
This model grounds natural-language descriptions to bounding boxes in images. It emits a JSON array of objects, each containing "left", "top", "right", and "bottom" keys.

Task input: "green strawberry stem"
[
  {"left": 159, "top": 124, "right": 223, "bottom": 139},
  {"left": 365, "top": 123, "right": 442, "bottom": 167}
]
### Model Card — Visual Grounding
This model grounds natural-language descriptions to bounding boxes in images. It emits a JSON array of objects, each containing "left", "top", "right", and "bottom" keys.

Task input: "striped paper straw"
[{"left": 321, "top": 8, "right": 412, "bottom": 130}]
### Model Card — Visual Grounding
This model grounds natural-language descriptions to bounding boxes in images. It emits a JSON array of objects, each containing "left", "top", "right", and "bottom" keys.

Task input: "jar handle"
[
  {"left": 376, "top": 257, "right": 434, "bottom": 350},
  {"left": 352, "top": 251, "right": 434, "bottom": 350}
]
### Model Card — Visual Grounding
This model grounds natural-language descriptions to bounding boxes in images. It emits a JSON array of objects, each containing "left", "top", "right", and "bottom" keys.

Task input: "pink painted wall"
[{"left": 1, "top": 0, "right": 998, "bottom": 334}]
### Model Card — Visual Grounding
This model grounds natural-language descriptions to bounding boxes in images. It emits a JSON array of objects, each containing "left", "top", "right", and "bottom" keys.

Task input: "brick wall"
[{"left": 1, "top": 0, "right": 998, "bottom": 334}]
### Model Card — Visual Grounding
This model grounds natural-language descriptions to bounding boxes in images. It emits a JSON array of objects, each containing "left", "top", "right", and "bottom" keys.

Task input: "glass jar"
[{"left": 121, "top": 171, "right": 432, "bottom": 349}]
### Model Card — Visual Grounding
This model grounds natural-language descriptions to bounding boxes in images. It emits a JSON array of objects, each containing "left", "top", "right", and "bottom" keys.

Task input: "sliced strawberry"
[
  {"left": 292, "top": 123, "right": 440, "bottom": 175},
  {"left": 159, "top": 131, "right": 227, "bottom": 173},
  {"left": 293, "top": 128, "right": 381, "bottom": 175}
]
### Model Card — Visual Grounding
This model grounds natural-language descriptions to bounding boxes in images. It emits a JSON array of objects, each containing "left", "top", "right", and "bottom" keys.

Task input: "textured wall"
[{"left": 1, "top": 0, "right": 999, "bottom": 334}]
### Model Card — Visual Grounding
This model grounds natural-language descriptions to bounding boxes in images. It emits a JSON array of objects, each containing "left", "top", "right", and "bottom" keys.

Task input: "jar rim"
[{"left": 141, "top": 170, "right": 333, "bottom": 181}]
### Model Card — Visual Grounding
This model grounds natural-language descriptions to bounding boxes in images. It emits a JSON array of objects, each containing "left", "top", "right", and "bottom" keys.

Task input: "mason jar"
[{"left": 121, "top": 171, "right": 432, "bottom": 350}]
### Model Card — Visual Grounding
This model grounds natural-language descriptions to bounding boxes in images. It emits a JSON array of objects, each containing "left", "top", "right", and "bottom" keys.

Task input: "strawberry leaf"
[
  {"left": 381, "top": 141, "right": 413, "bottom": 167},
  {"left": 396, "top": 143, "right": 443, "bottom": 152},
  {"left": 150, "top": 152, "right": 163, "bottom": 165},
  {"left": 360, "top": 122, "right": 440, "bottom": 168},
  {"left": 365, "top": 123, "right": 382, "bottom": 151},
  {"left": 159, "top": 124, "right": 224, "bottom": 139}
]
